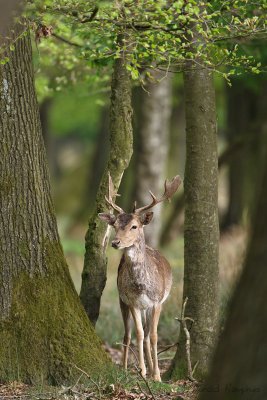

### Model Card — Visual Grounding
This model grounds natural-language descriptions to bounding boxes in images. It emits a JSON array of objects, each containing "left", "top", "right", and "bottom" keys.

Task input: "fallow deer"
[{"left": 99, "top": 174, "right": 181, "bottom": 381}]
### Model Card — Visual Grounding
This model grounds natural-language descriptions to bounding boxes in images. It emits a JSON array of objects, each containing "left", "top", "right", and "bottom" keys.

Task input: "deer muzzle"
[{"left": 112, "top": 239, "right": 121, "bottom": 249}]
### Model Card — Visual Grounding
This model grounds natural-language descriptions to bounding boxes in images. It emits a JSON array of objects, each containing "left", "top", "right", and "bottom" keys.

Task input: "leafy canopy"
[{"left": 25, "top": 0, "right": 267, "bottom": 88}]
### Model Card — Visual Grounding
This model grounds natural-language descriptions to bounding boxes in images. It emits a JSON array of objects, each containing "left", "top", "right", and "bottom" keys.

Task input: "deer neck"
[{"left": 124, "top": 233, "right": 146, "bottom": 266}]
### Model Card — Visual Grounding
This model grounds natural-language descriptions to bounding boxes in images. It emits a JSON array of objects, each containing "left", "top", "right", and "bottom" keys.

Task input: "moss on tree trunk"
[
  {"left": 167, "top": 65, "right": 219, "bottom": 379},
  {"left": 80, "top": 39, "right": 133, "bottom": 325},
  {"left": 0, "top": 30, "right": 109, "bottom": 384}
]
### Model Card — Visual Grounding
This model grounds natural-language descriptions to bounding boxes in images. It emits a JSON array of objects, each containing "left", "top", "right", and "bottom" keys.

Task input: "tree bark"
[
  {"left": 167, "top": 66, "right": 219, "bottom": 379},
  {"left": 133, "top": 72, "right": 172, "bottom": 248},
  {"left": 0, "top": 30, "right": 109, "bottom": 384},
  {"left": 80, "top": 42, "right": 133, "bottom": 326},
  {"left": 201, "top": 161, "right": 267, "bottom": 400}
]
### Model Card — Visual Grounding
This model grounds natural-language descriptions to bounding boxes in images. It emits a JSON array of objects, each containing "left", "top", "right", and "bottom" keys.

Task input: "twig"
[
  {"left": 52, "top": 32, "right": 82, "bottom": 48},
  {"left": 80, "top": 6, "right": 99, "bottom": 23},
  {"left": 73, "top": 364, "right": 102, "bottom": 399},
  {"left": 157, "top": 341, "right": 179, "bottom": 356},
  {"left": 116, "top": 342, "right": 157, "bottom": 400},
  {"left": 116, "top": 341, "right": 139, "bottom": 365},
  {"left": 175, "top": 297, "right": 198, "bottom": 382},
  {"left": 72, "top": 363, "right": 91, "bottom": 379},
  {"left": 136, "top": 380, "right": 151, "bottom": 400},
  {"left": 192, "top": 360, "right": 199, "bottom": 377},
  {"left": 135, "top": 364, "right": 157, "bottom": 400}
]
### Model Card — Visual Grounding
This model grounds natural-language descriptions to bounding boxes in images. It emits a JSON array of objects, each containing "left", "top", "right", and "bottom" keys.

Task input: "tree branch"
[
  {"left": 52, "top": 32, "right": 82, "bottom": 48},
  {"left": 175, "top": 297, "right": 197, "bottom": 382}
]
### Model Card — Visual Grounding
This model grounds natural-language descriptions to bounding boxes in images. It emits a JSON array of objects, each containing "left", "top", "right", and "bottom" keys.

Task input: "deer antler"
[
  {"left": 134, "top": 175, "right": 182, "bottom": 214},
  {"left": 105, "top": 172, "right": 124, "bottom": 214}
]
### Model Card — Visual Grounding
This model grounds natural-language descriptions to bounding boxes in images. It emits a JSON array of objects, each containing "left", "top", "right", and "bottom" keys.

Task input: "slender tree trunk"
[
  {"left": 221, "top": 81, "right": 251, "bottom": 229},
  {"left": 222, "top": 79, "right": 267, "bottom": 231},
  {"left": 133, "top": 72, "right": 172, "bottom": 247},
  {"left": 0, "top": 30, "right": 109, "bottom": 384},
  {"left": 77, "top": 106, "right": 109, "bottom": 221},
  {"left": 201, "top": 160, "right": 267, "bottom": 400},
  {"left": 168, "top": 85, "right": 185, "bottom": 178},
  {"left": 160, "top": 193, "right": 184, "bottom": 246},
  {"left": 80, "top": 42, "right": 133, "bottom": 325},
  {"left": 160, "top": 84, "right": 185, "bottom": 247},
  {"left": 167, "top": 66, "right": 219, "bottom": 379}
]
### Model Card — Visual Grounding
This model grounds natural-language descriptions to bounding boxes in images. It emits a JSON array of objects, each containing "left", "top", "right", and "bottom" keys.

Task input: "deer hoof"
[{"left": 153, "top": 374, "right": 161, "bottom": 382}]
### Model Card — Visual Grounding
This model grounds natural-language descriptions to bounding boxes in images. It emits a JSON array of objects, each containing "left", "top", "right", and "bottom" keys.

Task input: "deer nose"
[{"left": 112, "top": 239, "right": 120, "bottom": 249}]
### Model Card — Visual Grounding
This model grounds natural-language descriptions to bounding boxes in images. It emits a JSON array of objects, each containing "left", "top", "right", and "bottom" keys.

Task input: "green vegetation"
[
  {"left": 49, "top": 86, "right": 106, "bottom": 139},
  {"left": 1, "top": 0, "right": 267, "bottom": 395}
]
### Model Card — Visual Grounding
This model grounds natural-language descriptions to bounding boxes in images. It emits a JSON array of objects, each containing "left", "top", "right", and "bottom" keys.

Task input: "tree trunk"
[
  {"left": 77, "top": 106, "right": 109, "bottom": 221},
  {"left": 221, "top": 81, "right": 251, "bottom": 229},
  {"left": 222, "top": 78, "right": 267, "bottom": 231},
  {"left": 160, "top": 193, "right": 184, "bottom": 246},
  {"left": 0, "top": 30, "right": 109, "bottom": 384},
  {"left": 133, "top": 72, "right": 172, "bottom": 248},
  {"left": 201, "top": 160, "right": 267, "bottom": 400},
  {"left": 167, "top": 66, "right": 219, "bottom": 379},
  {"left": 80, "top": 42, "right": 133, "bottom": 326}
]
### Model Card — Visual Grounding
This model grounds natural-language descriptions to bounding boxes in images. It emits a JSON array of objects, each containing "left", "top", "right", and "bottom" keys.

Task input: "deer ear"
[
  {"left": 98, "top": 213, "right": 116, "bottom": 225},
  {"left": 140, "top": 211, "right": 154, "bottom": 225}
]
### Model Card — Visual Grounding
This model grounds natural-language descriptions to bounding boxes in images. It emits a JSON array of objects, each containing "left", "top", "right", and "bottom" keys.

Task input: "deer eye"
[{"left": 131, "top": 225, "right": 137, "bottom": 230}]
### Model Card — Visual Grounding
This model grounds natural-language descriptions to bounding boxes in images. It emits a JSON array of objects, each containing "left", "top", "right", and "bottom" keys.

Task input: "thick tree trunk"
[
  {"left": 201, "top": 161, "right": 267, "bottom": 400},
  {"left": 80, "top": 44, "right": 133, "bottom": 325},
  {"left": 167, "top": 67, "right": 219, "bottom": 379},
  {"left": 0, "top": 31, "right": 109, "bottom": 384},
  {"left": 133, "top": 72, "right": 172, "bottom": 248}
]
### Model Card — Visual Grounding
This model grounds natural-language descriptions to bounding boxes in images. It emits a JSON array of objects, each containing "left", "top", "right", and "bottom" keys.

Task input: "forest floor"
[
  {"left": 0, "top": 345, "right": 199, "bottom": 400},
  {"left": 1, "top": 226, "right": 246, "bottom": 400},
  {"left": 0, "top": 379, "right": 199, "bottom": 400},
  {"left": 0, "top": 361, "right": 199, "bottom": 400}
]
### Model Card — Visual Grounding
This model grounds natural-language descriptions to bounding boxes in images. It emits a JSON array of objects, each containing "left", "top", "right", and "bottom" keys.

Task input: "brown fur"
[
  {"left": 99, "top": 174, "right": 181, "bottom": 380},
  {"left": 113, "top": 213, "right": 172, "bottom": 381}
]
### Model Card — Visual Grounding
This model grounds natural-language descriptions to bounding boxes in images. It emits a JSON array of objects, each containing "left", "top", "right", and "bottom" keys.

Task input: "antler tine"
[
  {"left": 132, "top": 201, "right": 137, "bottom": 213},
  {"left": 105, "top": 172, "right": 124, "bottom": 214},
  {"left": 134, "top": 175, "right": 182, "bottom": 214}
]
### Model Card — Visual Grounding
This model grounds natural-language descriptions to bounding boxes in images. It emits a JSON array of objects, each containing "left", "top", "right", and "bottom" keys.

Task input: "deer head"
[{"left": 99, "top": 172, "right": 182, "bottom": 249}]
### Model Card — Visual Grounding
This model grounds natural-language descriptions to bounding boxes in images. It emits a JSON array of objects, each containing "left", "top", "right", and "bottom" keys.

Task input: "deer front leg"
[
  {"left": 130, "top": 306, "right": 146, "bottom": 377},
  {"left": 143, "top": 309, "right": 153, "bottom": 376},
  {"left": 120, "top": 299, "right": 131, "bottom": 369},
  {"left": 151, "top": 304, "right": 162, "bottom": 381}
]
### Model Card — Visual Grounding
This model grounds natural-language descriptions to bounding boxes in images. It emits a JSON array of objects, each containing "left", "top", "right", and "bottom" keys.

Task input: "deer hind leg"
[
  {"left": 120, "top": 299, "right": 131, "bottom": 370},
  {"left": 143, "top": 308, "right": 153, "bottom": 376},
  {"left": 151, "top": 304, "right": 162, "bottom": 381},
  {"left": 130, "top": 306, "right": 146, "bottom": 377}
]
